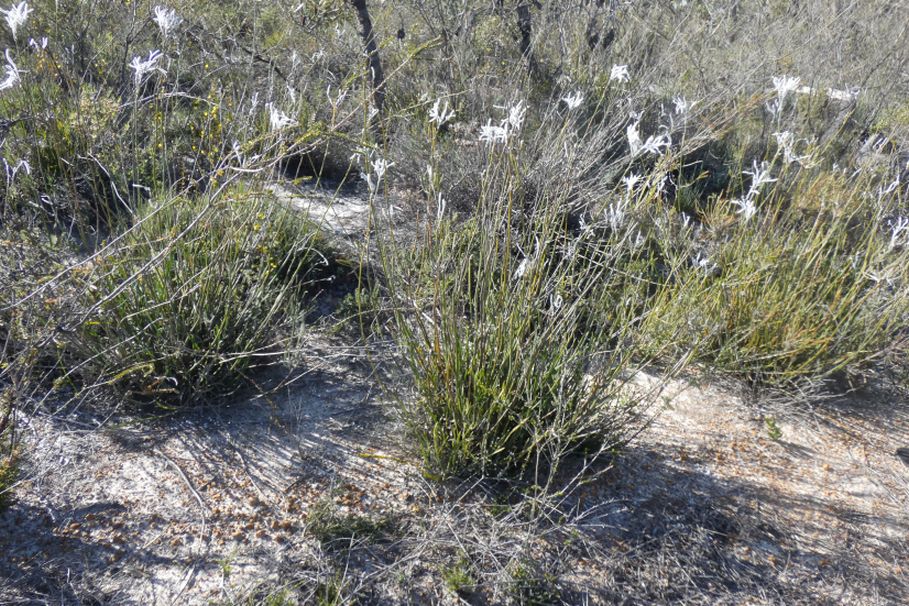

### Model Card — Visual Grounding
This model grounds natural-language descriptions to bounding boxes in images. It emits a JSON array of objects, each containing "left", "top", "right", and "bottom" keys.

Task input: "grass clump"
[
  {"left": 306, "top": 493, "right": 392, "bottom": 548},
  {"left": 441, "top": 557, "right": 476, "bottom": 596},
  {"left": 63, "top": 185, "right": 333, "bottom": 406},
  {"left": 642, "top": 170, "right": 909, "bottom": 387},
  {"left": 382, "top": 145, "right": 668, "bottom": 482}
]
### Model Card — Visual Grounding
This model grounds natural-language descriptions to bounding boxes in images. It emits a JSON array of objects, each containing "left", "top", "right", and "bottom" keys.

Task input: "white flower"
[
  {"left": 266, "top": 102, "right": 297, "bottom": 131},
  {"left": 888, "top": 216, "right": 909, "bottom": 250},
  {"left": 730, "top": 197, "right": 757, "bottom": 222},
  {"left": 692, "top": 251, "right": 716, "bottom": 274},
  {"left": 827, "top": 87, "right": 859, "bottom": 102},
  {"left": 672, "top": 95, "right": 693, "bottom": 115},
  {"left": 502, "top": 100, "right": 526, "bottom": 132},
  {"left": 129, "top": 50, "right": 165, "bottom": 86},
  {"left": 479, "top": 120, "right": 508, "bottom": 145},
  {"left": 626, "top": 121, "right": 642, "bottom": 156},
  {"left": 436, "top": 192, "right": 446, "bottom": 224},
  {"left": 372, "top": 157, "right": 393, "bottom": 184},
  {"left": 605, "top": 200, "right": 626, "bottom": 231},
  {"left": 622, "top": 172, "right": 642, "bottom": 194},
  {"left": 152, "top": 6, "right": 182, "bottom": 39},
  {"left": 561, "top": 91, "right": 584, "bottom": 110},
  {"left": 743, "top": 159, "right": 776, "bottom": 197},
  {"left": 325, "top": 85, "right": 347, "bottom": 109},
  {"left": 3, "top": 156, "right": 29, "bottom": 187},
  {"left": 1, "top": 2, "right": 30, "bottom": 41},
  {"left": 610, "top": 64, "right": 630, "bottom": 83},
  {"left": 772, "top": 75, "right": 801, "bottom": 102},
  {"left": 0, "top": 48, "right": 20, "bottom": 91},
  {"left": 772, "top": 131, "right": 811, "bottom": 165},
  {"left": 879, "top": 177, "right": 900, "bottom": 197},
  {"left": 549, "top": 293, "right": 564, "bottom": 312},
  {"left": 480, "top": 100, "right": 528, "bottom": 146},
  {"left": 513, "top": 257, "right": 530, "bottom": 280},
  {"left": 27, "top": 35, "right": 45, "bottom": 50},
  {"left": 641, "top": 132, "right": 671, "bottom": 156},
  {"left": 428, "top": 97, "right": 455, "bottom": 128}
]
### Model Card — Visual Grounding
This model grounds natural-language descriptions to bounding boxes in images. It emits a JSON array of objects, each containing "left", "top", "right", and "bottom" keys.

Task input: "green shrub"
[
  {"left": 642, "top": 170, "right": 909, "bottom": 386},
  {"left": 382, "top": 151, "right": 665, "bottom": 481},
  {"left": 63, "top": 185, "right": 333, "bottom": 406}
]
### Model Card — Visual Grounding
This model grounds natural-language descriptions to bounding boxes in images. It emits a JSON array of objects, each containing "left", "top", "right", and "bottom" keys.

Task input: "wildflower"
[
  {"left": 641, "top": 132, "right": 671, "bottom": 156},
  {"left": 827, "top": 87, "right": 859, "bottom": 102},
  {"left": 325, "top": 85, "right": 347, "bottom": 109},
  {"left": 743, "top": 160, "right": 776, "bottom": 197},
  {"left": 501, "top": 100, "right": 526, "bottom": 132},
  {"left": 436, "top": 192, "right": 446, "bottom": 224},
  {"left": 610, "top": 64, "right": 630, "bottom": 83},
  {"left": 772, "top": 75, "right": 801, "bottom": 103},
  {"left": 428, "top": 97, "right": 455, "bottom": 128},
  {"left": 657, "top": 174, "right": 671, "bottom": 196},
  {"left": 0, "top": 48, "right": 19, "bottom": 91},
  {"left": 672, "top": 95, "right": 692, "bottom": 115},
  {"left": 152, "top": 6, "right": 181, "bottom": 38},
  {"left": 730, "top": 197, "right": 757, "bottom": 222},
  {"left": 692, "top": 251, "right": 716, "bottom": 274},
  {"left": 626, "top": 121, "right": 642, "bottom": 156},
  {"left": 549, "top": 293, "right": 564, "bottom": 312},
  {"left": 129, "top": 50, "right": 164, "bottom": 86},
  {"left": 622, "top": 172, "right": 642, "bottom": 194},
  {"left": 561, "top": 91, "right": 584, "bottom": 110},
  {"left": 360, "top": 171, "right": 374, "bottom": 193},
  {"left": 1, "top": 1, "right": 30, "bottom": 41},
  {"left": 605, "top": 200, "right": 626, "bottom": 231},
  {"left": 372, "top": 157, "right": 393, "bottom": 184},
  {"left": 888, "top": 216, "right": 909, "bottom": 249},
  {"left": 513, "top": 257, "right": 530, "bottom": 280},
  {"left": 27, "top": 36, "right": 46, "bottom": 50},
  {"left": 772, "top": 131, "right": 810, "bottom": 165},
  {"left": 479, "top": 120, "right": 508, "bottom": 145},
  {"left": 266, "top": 103, "right": 297, "bottom": 131},
  {"left": 480, "top": 100, "right": 527, "bottom": 146},
  {"left": 879, "top": 177, "right": 900, "bottom": 198},
  {"left": 3, "top": 156, "right": 29, "bottom": 188}
]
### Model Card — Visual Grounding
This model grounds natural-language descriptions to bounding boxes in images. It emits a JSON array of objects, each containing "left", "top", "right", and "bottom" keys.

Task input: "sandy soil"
[{"left": 1, "top": 362, "right": 906, "bottom": 605}]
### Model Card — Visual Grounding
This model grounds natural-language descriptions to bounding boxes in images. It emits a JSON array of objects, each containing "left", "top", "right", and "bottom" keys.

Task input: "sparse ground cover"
[{"left": 1, "top": 0, "right": 908, "bottom": 604}]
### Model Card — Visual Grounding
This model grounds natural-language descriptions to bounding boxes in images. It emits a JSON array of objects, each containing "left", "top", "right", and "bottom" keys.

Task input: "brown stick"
[
  {"left": 515, "top": 2, "right": 538, "bottom": 74},
  {"left": 349, "top": 0, "right": 386, "bottom": 116}
]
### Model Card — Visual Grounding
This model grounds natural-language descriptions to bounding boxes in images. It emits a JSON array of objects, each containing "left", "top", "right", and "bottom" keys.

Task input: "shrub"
[
  {"left": 641, "top": 169, "right": 909, "bottom": 387},
  {"left": 62, "top": 185, "right": 334, "bottom": 406},
  {"left": 381, "top": 145, "right": 669, "bottom": 482}
]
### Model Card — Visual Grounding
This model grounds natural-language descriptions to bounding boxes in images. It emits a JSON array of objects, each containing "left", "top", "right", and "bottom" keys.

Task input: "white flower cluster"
[
  {"left": 1, "top": 1, "right": 30, "bottom": 40},
  {"left": 428, "top": 98, "right": 455, "bottom": 128},
  {"left": 730, "top": 160, "right": 777, "bottom": 222},
  {"left": 772, "top": 131, "right": 812, "bottom": 165},
  {"left": 129, "top": 50, "right": 165, "bottom": 87},
  {"left": 627, "top": 119, "right": 671, "bottom": 157},
  {"left": 0, "top": 48, "right": 19, "bottom": 91},
  {"left": 266, "top": 102, "right": 297, "bottom": 132},
  {"left": 153, "top": 6, "right": 182, "bottom": 39},
  {"left": 479, "top": 100, "right": 527, "bottom": 146},
  {"left": 888, "top": 216, "right": 909, "bottom": 250}
]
